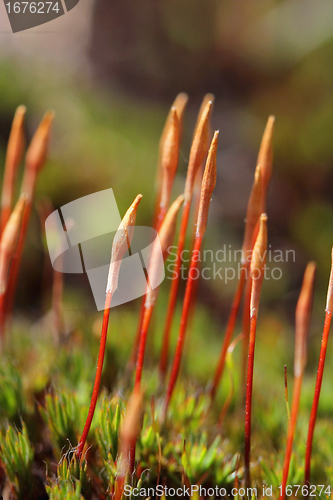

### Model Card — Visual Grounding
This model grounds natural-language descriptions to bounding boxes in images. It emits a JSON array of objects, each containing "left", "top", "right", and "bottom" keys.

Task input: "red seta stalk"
[
  {"left": 211, "top": 117, "right": 274, "bottom": 399},
  {"left": 244, "top": 214, "right": 267, "bottom": 487},
  {"left": 134, "top": 304, "right": 154, "bottom": 393},
  {"left": 304, "top": 250, "right": 333, "bottom": 485},
  {"left": 129, "top": 105, "right": 181, "bottom": 370},
  {"left": 159, "top": 200, "right": 190, "bottom": 378},
  {"left": 284, "top": 365, "right": 290, "bottom": 423},
  {"left": 77, "top": 195, "right": 142, "bottom": 459},
  {"left": 244, "top": 313, "right": 257, "bottom": 488},
  {"left": 280, "top": 262, "right": 316, "bottom": 500},
  {"left": 0, "top": 194, "right": 27, "bottom": 338},
  {"left": 280, "top": 375, "right": 303, "bottom": 499},
  {"left": 134, "top": 195, "right": 184, "bottom": 392},
  {"left": 76, "top": 291, "right": 112, "bottom": 458},
  {"left": 159, "top": 98, "right": 213, "bottom": 380},
  {"left": 241, "top": 268, "right": 253, "bottom": 390},
  {"left": 211, "top": 166, "right": 262, "bottom": 400},
  {"left": 163, "top": 235, "right": 202, "bottom": 416},
  {"left": 114, "top": 391, "right": 143, "bottom": 499},
  {"left": 241, "top": 215, "right": 262, "bottom": 393},
  {"left": 210, "top": 265, "right": 246, "bottom": 399},
  {"left": 4, "top": 112, "right": 54, "bottom": 328},
  {"left": 304, "top": 312, "right": 332, "bottom": 484},
  {"left": 163, "top": 130, "right": 219, "bottom": 416}
]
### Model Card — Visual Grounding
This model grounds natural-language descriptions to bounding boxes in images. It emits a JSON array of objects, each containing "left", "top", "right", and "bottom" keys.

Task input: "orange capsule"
[
  {"left": 196, "top": 130, "right": 219, "bottom": 239},
  {"left": 107, "top": 194, "right": 142, "bottom": 294},
  {"left": 250, "top": 213, "right": 268, "bottom": 317}
]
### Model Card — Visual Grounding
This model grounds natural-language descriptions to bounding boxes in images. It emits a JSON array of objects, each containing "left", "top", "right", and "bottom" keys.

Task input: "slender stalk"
[
  {"left": 134, "top": 304, "right": 154, "bottom": 393},
  {"left": 130, "top": 105, "right": 181, "bottom": 369},
  {"left": 241, "top": 270, "right": 252, "bottom": 389},
  {"left": 114, "top": 391, "right": 143, "bottom": 500},
  {"left": 304, "top": 311, "right": 332, "bottom": 485},
  {"left": 129, "top": 302, "right": 145, "bottom": 370},
  {"left": 134, "top": 195, "right": 184, "bottom": 392},
  {"left": 163, "top": 235, "right": 202, "bottom": 416},
  {"left": 280, "top": 262, "right": 316, "bottom": 500},
  {"left": 240, "top": 112, "right": 275, "bottom": 378},
  {"left": 211, "top": 166, "right": 262, "bottom": 400},
  {"left": 241, "top": 115, "right": 275, "bottom": 388},
  {"left": 183, "top": 109, "right": 214, "bottom": 350},
  {"left": 244, "top": 214, "right": 267, "bottom": 487},
  {"left": 305, "top": 249, "right": 333, "bottom": 484},
  {"left": 210, "top": 265, "right": 246, "bottom": 399},
  {"left": 280, "top": 375, "right": 303, "bottom": 498},
  {"left": 76, "top": 291, "right": 112, "bottom": 458},
  {"left": 0, "top": 194, "right": 27, "bottom": 338},
  {"left": 284, "top": 365, "right": 290, "bottom": 423},
  {"left": 158, "top": 200, "right": 190, "bottom": 378},
  {"left": 241, "top": 214, "right": 264, "bottom": 394},
  {"left": 159, "top": 98, "right": 213, "bottom": 379},
  {"left": 211, "top": 117, "right": 274, "bottom": 399},
  {"left": 178, "top": 163, "right": 205, "bottom": 367},
  {"left": 164, "top": 131, "right": 219, "bottom": 416},
  {"left": 0, "top": 106, "right": 26, "bottom": 237},
  {"left": 4, "top": 111, "right": 54, "bottom": 325},
  {"left": 77, "top": 195, "right": 142, "bottom": 459},
  {"left": 244, "top": 313, "right": 257, "bottom": 488}
]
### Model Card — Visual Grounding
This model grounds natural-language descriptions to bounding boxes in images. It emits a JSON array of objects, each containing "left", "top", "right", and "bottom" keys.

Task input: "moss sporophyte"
[{"left": 0, "top": 100, "right": 332, "bottom": 499}]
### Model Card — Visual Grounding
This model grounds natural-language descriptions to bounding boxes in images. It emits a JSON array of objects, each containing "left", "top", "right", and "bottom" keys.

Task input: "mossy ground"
[{"left": 1, "top": 285, "right": 333, "bottom": 499}]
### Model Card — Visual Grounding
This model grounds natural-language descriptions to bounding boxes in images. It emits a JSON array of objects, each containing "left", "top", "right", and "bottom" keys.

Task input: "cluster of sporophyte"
[{"left": 0, "top": 97, "right": 333, "bottom": 499}]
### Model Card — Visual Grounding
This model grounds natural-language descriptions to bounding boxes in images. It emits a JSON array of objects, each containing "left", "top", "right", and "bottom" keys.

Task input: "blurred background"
[{"left": 1, "top": 0, "right": 333, "bottom": 370}]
